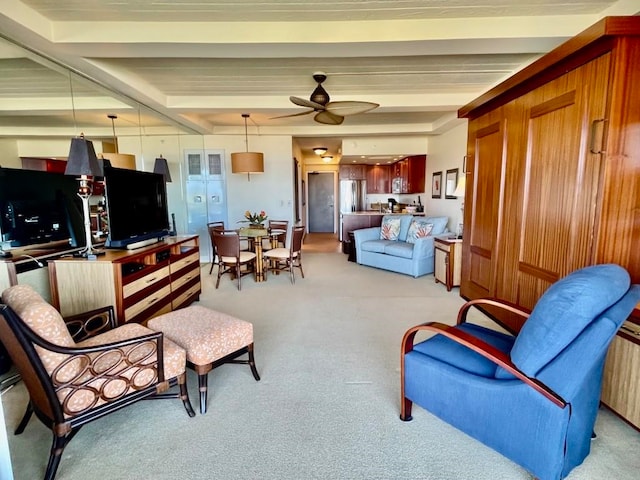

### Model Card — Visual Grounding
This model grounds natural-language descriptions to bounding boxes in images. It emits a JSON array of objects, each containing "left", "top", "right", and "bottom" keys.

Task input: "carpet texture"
[{"left": 2, "top": 252, "right": 639, "bottom": 479}]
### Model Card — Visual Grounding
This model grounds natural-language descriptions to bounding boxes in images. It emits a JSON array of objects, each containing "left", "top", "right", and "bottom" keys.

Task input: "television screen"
[
  {"left": 0, "top": 167, "right": 83, "bottom": 248},
  {"left": 104, "top": 166, "right": 169, "bottom": 249}
]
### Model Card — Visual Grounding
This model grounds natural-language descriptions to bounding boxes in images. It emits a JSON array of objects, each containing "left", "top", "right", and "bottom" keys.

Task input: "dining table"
[{"left": 239, "top": 226, "right": 287, "bottom": 282}]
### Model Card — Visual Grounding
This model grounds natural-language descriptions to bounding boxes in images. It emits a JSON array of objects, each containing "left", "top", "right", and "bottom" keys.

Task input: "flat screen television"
[
  {"left": 104, "top": 166, "right": 170, "bottom": 249},
  {"left": 0, "top": 167, "right": 84, "bottom": 248}
]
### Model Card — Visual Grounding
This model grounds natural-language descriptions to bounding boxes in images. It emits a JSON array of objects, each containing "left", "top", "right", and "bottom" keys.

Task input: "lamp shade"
[
  {"left": 153, "top": 156, "right": 172, "bottom": 182},
  {"left": 231, "top": 152, "right": 264, "bottom": 174},
  {"left": 453, "top": 175, "right": 466, "bottom": 197},
  {"left": 65, "top": 136, "right": 103, "bottom": 177}
]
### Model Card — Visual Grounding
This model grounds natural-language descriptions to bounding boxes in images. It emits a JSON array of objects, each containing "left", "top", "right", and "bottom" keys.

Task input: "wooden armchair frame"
[
  {"left": 400, "top": 299, "right": 566, "bottom": 422},
  {"left": 0, "top": 301, "right": 195, "bottom": 480}
]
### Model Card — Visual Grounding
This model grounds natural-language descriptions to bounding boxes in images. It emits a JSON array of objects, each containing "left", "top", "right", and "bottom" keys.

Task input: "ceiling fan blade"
[
  {"left": 270, "top": 110, "right": 315, "bottom": 119},
  {"left": 290, "top": 96, "right": 325, "bottom": 110},
  {"left": 325, "top": 101, "right": 379, "bottom": 116},
  {"left": 314, "top": 110, "right": 344, "bottom": 125}
]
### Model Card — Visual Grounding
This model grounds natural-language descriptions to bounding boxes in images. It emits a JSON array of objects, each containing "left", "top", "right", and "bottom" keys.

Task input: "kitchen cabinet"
[
  {"left": 391, "top": 155, "right": 426, "bottom": 193},
  {"left": 21, "top": 157, "right": 67, "bottom": 173},
  {"left": 49, "top": 235, "right": 201, "bottom": 325},
  {"left": 366, "top": 165, "right": 391, "bottom": 193},
  {"left": 339, "top": 164, "right": 366, "bottom": 180},
  {"left": 458, "top": 16, "right": 640, "bottom": 428},
  {"left": 341, "top": 213, "right": 383, "bottom": 253}
]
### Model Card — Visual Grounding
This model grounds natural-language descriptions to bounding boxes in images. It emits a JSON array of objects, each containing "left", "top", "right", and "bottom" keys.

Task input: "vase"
[{"left": 250, "top": 223, "right": 265, "bottom": 229}]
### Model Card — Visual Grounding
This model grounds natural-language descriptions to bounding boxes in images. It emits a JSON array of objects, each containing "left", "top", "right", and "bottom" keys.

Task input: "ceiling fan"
[{"left": 274, "top": 72, "right": 379, "bottom": 125}]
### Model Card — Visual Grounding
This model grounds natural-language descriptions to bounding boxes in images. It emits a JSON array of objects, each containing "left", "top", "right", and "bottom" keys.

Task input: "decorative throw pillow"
[
  {"left": 406, "top": 219, "right": 434, "bottom": 244},
  {"left": 380, "top": 217, "right": 402, "bottom": 241}
]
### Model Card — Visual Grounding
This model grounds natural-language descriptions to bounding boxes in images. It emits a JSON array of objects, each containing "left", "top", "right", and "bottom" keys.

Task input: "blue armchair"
[{"left": 400, "top": 264, "right": 640, "bottom": 480}]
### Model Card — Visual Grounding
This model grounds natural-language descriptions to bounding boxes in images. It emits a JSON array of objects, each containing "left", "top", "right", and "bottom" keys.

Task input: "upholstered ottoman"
[{"left": 147, "top": 305, "right": 260, "bottom": 414}]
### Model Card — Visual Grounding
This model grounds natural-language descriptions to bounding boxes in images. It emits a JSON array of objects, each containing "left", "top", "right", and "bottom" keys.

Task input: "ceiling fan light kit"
[
  {"left": 275, "top": 72, "right": 379, "bottom": 125},
  {"left": 231, "top": 113, "right": 264, "bottom": 181}
]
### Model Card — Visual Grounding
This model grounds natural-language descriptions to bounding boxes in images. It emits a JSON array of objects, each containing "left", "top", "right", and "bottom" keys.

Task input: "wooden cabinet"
[
  {"left": 458, "top": 16, "right": 640, "bottom": 332},
  {"left": 390, "top": 155, "right": 426, "bottom": 193},
  {"left": 434, "top": 237, "right": 462, "bottom": 291},
  {"left": 601, "top": 324, "right": 640, "bottom": 429},
  {"left": 49, "top": 235, "right": 201, "bottom": 325},
  {"left": 21, "top": 157, "right": 67, "bottom": 173},
  {"left": 339, "top": 164, "right": 366, "bottom": 180},
  {"left": 341, "top": 214, "right": 383, "bottom": 253},
  {"left": 366, "top": 165, "right": 390, "bottom": 193}
]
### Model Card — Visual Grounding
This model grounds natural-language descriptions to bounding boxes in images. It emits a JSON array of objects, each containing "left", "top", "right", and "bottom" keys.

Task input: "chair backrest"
[
  {"left": 290, "top": 225, "right": 305, "bottom": 254},
  {"left": 0, "top": 285, "right": 73, "bottom": 423},
  {"left": 269, "top": 220, "right": 289, "bottom": 246},
  {"left": 207, "top": 221, "right": 226, "bottom": 247},
  {"left": 509, "top": 264, "right": 633, "bottom": 378},
  {"left": 213, "top": 229, "right": 241, "bottom": 259}
]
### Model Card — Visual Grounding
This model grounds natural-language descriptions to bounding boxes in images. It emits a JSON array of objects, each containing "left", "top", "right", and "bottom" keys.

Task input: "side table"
[{"left": 434, "top": 237, "right": 463, "bottom": 291}]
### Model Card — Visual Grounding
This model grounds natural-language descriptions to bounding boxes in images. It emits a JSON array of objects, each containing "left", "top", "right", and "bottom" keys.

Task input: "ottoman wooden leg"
[
  {"left": 248, "top": 343, "right": 261, "bottom": 381},
  {"left": 195, "top": 364, "right": 213, "bottom": 414}
]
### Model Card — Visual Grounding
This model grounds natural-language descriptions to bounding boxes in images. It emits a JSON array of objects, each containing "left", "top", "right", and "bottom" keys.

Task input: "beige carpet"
[{"left": 2, "top": 251, "right": 639, "bottom": 480}]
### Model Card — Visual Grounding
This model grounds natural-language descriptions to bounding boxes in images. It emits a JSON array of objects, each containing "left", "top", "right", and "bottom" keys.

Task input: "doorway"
[{"left": 307, "top": 172, "right": 334, "bottom": 233}]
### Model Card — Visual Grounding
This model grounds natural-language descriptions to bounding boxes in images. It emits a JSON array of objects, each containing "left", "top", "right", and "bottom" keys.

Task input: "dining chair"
[
  {"left": 212, "top": 229, "right": 257, "bottom": 290},
  {"left": 263, "top": 220, "right": 289, "bottom": 250},
  {"left": 263, "top": 225, "right": 305, "bottom": 284},
  {"left": 207, "top": 221, "right": 226, "bottom": 274},
  {"left": 0, "top": 284, "right": 195, "bottom": 480}
]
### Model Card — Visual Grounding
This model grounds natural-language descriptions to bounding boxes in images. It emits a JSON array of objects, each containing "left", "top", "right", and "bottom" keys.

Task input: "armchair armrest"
[
  {"left": 401, "top": 321, "right": 566, "bottom": 408},
  {"left": 63, "top": 306, "right": 116, "bottom": 342},
  {"left": 456, "top": 298, "right": 530, "bottom": 328}
]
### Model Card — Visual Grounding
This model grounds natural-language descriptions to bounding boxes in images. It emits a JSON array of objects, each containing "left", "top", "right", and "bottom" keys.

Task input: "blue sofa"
[{"left": 353, "top": 214, "right": 449, "bottom": 278}]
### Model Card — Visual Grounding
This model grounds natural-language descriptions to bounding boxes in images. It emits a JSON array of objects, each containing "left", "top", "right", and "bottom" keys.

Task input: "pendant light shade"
[
  {"left": 231, "top": 113, "right": 264, "bottom": 181},
  {"left": 153, "top": 155, "right": 172, "bottom": 182}
]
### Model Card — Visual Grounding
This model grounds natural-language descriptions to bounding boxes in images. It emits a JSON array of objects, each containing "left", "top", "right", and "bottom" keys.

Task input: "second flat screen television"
[{"left": 104, "top": 166, "right": 170, "bottom": 249}]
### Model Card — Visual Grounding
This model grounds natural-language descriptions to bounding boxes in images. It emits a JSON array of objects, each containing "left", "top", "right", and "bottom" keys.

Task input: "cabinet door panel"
[
  {"left": 462, "top": 119, "right": 504, "bottom": 300},
  {"left": 515, "top": 54, "right": 610, "bottom": 310}
]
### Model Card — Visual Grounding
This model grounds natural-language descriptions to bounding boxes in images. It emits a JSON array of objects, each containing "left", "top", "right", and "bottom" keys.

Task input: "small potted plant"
[{"left": 240, "top": 210, "right": 268, "bottom": 228}]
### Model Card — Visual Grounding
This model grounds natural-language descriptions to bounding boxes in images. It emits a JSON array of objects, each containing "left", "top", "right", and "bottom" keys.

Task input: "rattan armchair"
[{"left": 0, "top": 284, "right": 195, "bottom": 480}]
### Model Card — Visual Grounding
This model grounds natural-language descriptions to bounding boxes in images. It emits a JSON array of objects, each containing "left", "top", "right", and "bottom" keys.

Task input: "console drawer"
[
  {"left": 171, "top": 263, "right": 200, "bottom": 291},
  {"left": 170, "top": 252, "right": 200, "bottom": 275},
  {"left": 123, "top": 265, "right": 170, "bottom": 298},
  {"left": 124, "top": 283, "right": 172, "bottom": 320}
]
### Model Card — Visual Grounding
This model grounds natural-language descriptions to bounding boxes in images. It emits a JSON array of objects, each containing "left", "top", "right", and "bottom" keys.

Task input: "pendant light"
[
  {"left": 231, "top": 113, "right": 264, "bottom": 181},
  {"left": 100, "top": 114, "right": 136, "bottom": 169}
]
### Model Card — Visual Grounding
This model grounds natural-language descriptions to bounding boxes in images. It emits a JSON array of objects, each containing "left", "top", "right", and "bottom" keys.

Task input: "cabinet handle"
[
  {"left": 589, "top": 119, "right": 607, "bottom": 154},
  {"left": 145, "top": 277, "right": 157, "bottom": 284},
  {"left": 148, "top": 297, "right": 159, "bottom": 305}
]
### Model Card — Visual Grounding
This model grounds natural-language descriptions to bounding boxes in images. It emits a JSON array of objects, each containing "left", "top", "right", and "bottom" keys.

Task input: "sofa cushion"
[
  {"left": 424, "top": 216, "right": 449, "bottom": 235},
  {"left": 384, "top": 241, "right": 414, "bottom": 259},
  {"left": 380, "top": 216, "right": 402, "bottom": 240},
  {"left": 361, "top": 239, "right": 395, "bottom": 254},
  {"left": 406, "top": 219, "right": 434, "bottom": 244}
]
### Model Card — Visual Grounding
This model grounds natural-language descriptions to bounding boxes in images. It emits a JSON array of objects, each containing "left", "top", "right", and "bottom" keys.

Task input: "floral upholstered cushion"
[
  {"left": 406, "top": 219, "right": 434, "bottom": 244},
  {"left": 147, "top": 305, "right": 254, "bottom": 366},
  {"left": 380, "top": 216, "right": 402, "bottom": 241}
]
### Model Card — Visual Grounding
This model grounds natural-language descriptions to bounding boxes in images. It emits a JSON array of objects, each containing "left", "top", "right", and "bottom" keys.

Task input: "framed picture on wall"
[
  {"left": 445, "top": 168, "right": 459, "bottom": 199},
  {"left": 432, "top": 171, "right": 442, "bottom": 198}
]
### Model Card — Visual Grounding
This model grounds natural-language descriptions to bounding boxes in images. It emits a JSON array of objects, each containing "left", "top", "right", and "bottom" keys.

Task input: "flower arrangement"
[{"left": 240, "top": 210, "right": 268, "bottom": 227}]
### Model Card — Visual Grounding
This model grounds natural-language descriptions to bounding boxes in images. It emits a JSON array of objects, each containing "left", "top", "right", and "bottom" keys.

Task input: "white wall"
[
  {"left": 0, "top": 139, "right": 20, "bottom": 168},
  {"left": 423, "top": 121, "right": 468, "bottom": 232}
]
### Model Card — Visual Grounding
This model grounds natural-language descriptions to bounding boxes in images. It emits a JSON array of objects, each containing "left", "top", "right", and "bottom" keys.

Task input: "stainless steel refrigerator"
[{"left": 339, "top": 180, "right": 366, "bottom": 240}]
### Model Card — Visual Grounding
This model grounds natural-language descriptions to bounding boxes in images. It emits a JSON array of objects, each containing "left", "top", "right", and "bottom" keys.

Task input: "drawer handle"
[
  {"left": 145, "top": 277, "right": 157, "bottom": 284},
  {"left": 147, "top": 297, "right": 159, "bottom": 305}
]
